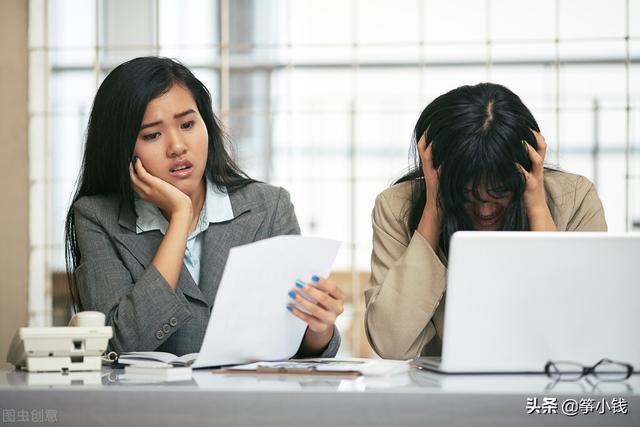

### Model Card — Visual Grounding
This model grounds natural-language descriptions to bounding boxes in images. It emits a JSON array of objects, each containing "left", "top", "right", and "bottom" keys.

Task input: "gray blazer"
[{"left": 73, "top": 182, "right": 340, "bottom": 357}]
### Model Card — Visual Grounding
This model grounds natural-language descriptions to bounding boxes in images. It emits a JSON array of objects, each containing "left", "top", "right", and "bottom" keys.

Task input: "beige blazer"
[{"left": 364, "top": 170, "right": 607, "bottom": 359}]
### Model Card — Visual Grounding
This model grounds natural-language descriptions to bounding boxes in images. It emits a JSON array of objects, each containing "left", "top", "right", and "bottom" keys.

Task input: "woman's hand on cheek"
[
  {"left": 517, "top": 132, "right": 557, "bottom": 231},
  {"left": 287, "top": 276, "right": 345, "bottom": 355},
  {"left": 129, "top": 157, "right": 192, "bottom": 219}
]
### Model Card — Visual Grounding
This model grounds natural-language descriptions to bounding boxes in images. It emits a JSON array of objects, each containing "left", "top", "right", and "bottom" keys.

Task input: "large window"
[{"left": 29, "top": 0, "right": 640, "bottom": 356}]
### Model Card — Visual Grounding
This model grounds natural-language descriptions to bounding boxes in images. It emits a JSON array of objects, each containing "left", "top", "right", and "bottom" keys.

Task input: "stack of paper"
[
  {"left": 219, "top": 358, "right": 410, "bottom": 377},
  {"left": 124, "top": 364, "right": 193, "bottom": 381}
]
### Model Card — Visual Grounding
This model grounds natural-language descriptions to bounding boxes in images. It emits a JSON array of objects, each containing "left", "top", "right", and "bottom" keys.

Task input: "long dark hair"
[
  {"left": 396, "top": 82, "right": 541, "bottom": 259},
  {"left": 64, "top": 56, "right": 253, "bottom": 311}
]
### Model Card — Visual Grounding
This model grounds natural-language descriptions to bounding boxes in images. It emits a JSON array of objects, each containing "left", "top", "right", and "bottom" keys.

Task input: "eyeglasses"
[
  {"left": 544, "top": 358, "right": 634, "bottom": 382},
  {"left": 544, "top": 375, "right": 634, "bottom": 394}
]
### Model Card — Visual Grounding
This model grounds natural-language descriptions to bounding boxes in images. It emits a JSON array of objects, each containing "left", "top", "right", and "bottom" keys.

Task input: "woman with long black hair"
[
  {"left": 65, "top": 56, "right": 344, "bottom": 356},
  {"left": 365, "top": 83, "right": 606, "bottom": 359}
]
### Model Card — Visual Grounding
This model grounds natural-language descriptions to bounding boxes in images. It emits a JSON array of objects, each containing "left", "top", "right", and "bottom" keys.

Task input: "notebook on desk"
[{"left": 417, "top": 232, "right": 640, "bottom": 375}]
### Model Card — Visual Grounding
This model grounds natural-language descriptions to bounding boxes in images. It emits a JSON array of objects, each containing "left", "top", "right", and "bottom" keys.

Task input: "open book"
[{"left": 117, "top": 351, "right": 199, "bottom": 367}]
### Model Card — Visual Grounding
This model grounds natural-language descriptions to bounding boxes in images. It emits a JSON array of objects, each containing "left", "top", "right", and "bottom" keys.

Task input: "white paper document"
[{"left": 191, "top": 235, "right": 341, "bottom": 368}]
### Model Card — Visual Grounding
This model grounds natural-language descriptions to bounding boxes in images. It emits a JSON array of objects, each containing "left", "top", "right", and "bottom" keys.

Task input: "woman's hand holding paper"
[{"left": 287, "top": 276, "right": 345, "bottom": 356}]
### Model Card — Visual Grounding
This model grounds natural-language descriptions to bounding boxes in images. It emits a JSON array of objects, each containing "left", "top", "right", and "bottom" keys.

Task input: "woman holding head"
[
  {"left": 365, "top": 83, "right": 606, "bottom": 359},
  {"left": 64, "top": 57, "right": 344, "bottom": 356}
]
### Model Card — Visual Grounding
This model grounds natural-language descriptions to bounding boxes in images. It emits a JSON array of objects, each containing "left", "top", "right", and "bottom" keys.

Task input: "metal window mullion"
[
  {"left": 219, "top": 0, "right": 230, "bottom": 127},
  {"left": 350, "top": 0, "right": 361, "bottom": 357},
  {"left": 43, "top": 0, "right": 52, "bottom": 326},
  {"left": 554, "top": 0, "right": 561, "bottom": 165},
  {"left": 624, "top": 0, "right": 631, "bottom": 231},
  {"left": 418, "top": 0, "right": 425, "bottom": 105},
  {"left": 94, "top": 0, "right": 100, "bottom": 90},
  {"left": 486, "top": 0, "right": 492, "bottom": 82},
  {"left": 154, "top": 0, "right": 159, "bottom": 56},
  {"left": 27, "top": 0, "right": 49, "bottom": 327},
  {"left": 285, "top": 0, "right": 293, "bottom": 186}
]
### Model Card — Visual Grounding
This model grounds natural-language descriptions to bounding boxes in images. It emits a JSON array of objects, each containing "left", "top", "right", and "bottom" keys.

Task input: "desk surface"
[{"left": 1, "top": 363, "right": 638, "bottom": 427}]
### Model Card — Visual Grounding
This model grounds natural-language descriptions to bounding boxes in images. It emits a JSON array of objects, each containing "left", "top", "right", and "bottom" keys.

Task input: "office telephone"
[{"left": 6, "top": 311, "right": 113, "bottom": 372}]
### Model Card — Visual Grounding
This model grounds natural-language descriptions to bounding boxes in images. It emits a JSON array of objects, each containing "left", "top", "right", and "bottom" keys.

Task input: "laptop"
[{"left": 416, "top": 232, "right": 640, "bottom": 374}]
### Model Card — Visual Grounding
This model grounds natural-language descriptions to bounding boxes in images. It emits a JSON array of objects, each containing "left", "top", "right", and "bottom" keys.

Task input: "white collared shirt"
[{"left": 134, "top": 179, "right": 234, "bottom": 285}]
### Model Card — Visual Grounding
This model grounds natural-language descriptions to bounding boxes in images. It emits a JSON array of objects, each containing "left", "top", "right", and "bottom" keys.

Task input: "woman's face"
[
  {"left": 463, "top": 183, "right": 514, "bottom": 231},
  {"left": 133, "top": 83, "right": 208, "bottom": 198}
]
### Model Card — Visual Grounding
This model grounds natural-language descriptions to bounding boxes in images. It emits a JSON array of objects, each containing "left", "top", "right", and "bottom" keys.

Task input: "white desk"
[{"left": 1, "top": 363, "right": 638, "bottom": 426}]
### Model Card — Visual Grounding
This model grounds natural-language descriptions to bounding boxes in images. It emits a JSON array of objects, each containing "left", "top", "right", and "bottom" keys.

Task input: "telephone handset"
[
  {"left": 67, "top": 311, "right": 107, "bottom": 327},
  {"left": 6, "top": 311, "right": 113, "bottom": 372}
]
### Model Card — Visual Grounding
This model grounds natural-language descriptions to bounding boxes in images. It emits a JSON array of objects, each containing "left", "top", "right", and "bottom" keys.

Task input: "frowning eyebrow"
[{"left": 139, "top": 109, "right": 196, "bottom": 130}]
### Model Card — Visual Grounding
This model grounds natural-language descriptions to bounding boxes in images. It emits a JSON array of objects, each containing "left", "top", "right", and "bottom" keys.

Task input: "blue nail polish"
[
  {"left": 288, "top": 290, "right": 296, "bottom": 299},
  {"left": 286, "top": 305, "right": 293, "bottom": 312},
  {"left": 312, "top": 275, "right": 320, "bottom": 282},
  {"left": 295, "top": 280, "right": 305, "bottom": 288}
]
